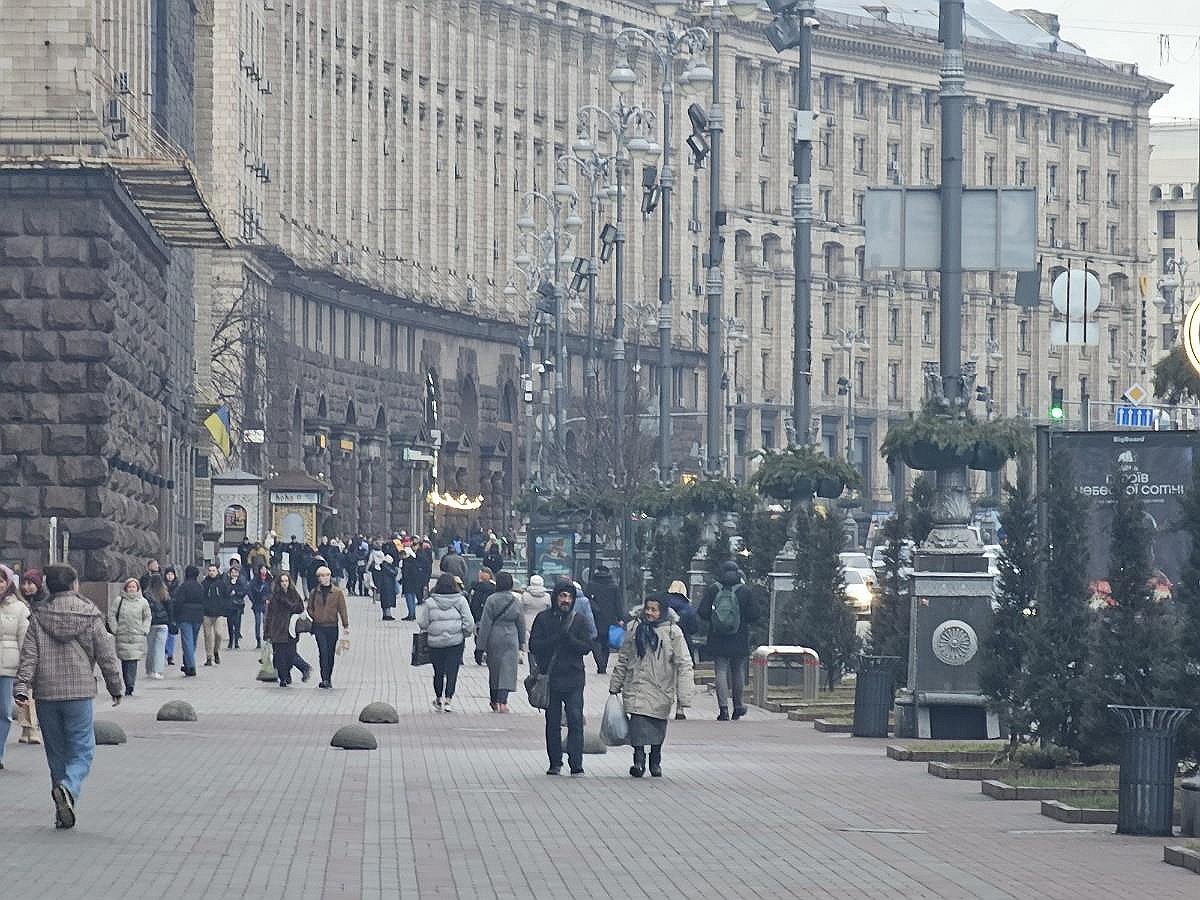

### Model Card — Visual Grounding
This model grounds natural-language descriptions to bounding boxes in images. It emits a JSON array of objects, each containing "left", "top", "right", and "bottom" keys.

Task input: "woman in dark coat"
[
  {"left": 373, "top": 554, "right": 399, "bottom": 621},
  {"left": 264, "top": 572, "right": 307, "bottom": 687},
  {"left": 248, "top": 563, "right": 273, "bottom": 649},
  {"left": 415, "top": 541, "right": 434, "bottom": 599},
  {"left": 400, "top": 549, "right": 425, "bottom": 621}
]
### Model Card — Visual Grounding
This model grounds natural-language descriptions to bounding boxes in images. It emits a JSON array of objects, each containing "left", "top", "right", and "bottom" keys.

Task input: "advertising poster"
[
  {"left": 1056, "top": 430, "right": 1195, "bottom": 603},
  {"left": 531, "top": 530, "right": 575, "bottom": 580}
]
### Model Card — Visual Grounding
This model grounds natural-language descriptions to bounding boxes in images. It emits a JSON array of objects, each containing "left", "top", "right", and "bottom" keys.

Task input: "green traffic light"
[{"left": 1049, "top": 406, "right": 1064, "bottom": 420}]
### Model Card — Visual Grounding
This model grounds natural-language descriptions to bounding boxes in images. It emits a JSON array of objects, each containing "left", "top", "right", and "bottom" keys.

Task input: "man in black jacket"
[
  {"left": 528, "top": 581, "right": 594, "bottom": 776},
  {"left": 200, "top": 563, "right": 231, "bottom": 667},
  {"left": 468, "top": 568, "right": 496, "bottom": 664},
  {"left": 699, "top": 561, "right": 759, "bottom": 721},
  {"left": 171, "top": 566, "right": 206, "bottom": 676},
  {"left": 583, "top": 565, "right": 622, "bottom": 674}
]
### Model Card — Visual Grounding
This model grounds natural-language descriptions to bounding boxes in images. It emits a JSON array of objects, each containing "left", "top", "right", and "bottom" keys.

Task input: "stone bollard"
[
  {"left": 156, "top": 700, "right": 197, "bottom": 722},
  {"left": 331, "top": 724, "right": 377, "bottom": 750},
  {"left": 359, "top": 702, "right": 400, "bottom": 724},
  {"left": 1182, "top": 775, "right": 1200, "bottom": 838},
  {"left": 93, "top": 719, "right": 127, "bottom": 745}
]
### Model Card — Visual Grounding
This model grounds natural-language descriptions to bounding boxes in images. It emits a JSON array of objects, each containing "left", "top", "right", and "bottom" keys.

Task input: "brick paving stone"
[{"left": 0, "top": 591, "right": 1195, "bottom": 898}]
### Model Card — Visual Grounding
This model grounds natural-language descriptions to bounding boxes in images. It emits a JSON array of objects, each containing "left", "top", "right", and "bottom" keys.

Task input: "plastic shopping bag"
[
  {"left": 608, "top": 623, "right": 625, "bottom": 650},
  {"left": 600, "top": 693, "right": 630, "bottom": 747}
]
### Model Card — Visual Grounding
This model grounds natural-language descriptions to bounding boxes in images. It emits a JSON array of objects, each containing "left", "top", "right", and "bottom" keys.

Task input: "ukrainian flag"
[{"left": 204, "top": 404, "right": 232, "bottom": 457}]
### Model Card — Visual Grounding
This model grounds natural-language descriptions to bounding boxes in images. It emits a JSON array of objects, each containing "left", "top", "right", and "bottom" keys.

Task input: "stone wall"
[{"left": 0, "top": 169, "right": 195, "bottom": 580}]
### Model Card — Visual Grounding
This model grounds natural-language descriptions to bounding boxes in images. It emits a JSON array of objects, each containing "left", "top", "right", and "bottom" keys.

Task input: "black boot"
[
  {"left": 649, "top": 745, "right": 663, "bottom": 778},
  {"left": 717, "top": 707, "right": 729, "bottom": 721},
  {"left": 629, "top": 747, "right": 646, "bottom": 778}
]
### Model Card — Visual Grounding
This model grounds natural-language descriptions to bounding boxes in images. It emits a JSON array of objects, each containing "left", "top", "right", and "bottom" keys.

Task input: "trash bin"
[
  {"left": 1181, "top": 774, "right": 1200, "bottom": 838},
  {"left": 749, "top": 646, "right": 820, "bottom": 708},
  {"left": 1108, "top": 705, "right": 1191, "bottom": 836},
  {"left": 852, "top": 656, "right": 899, "bottom": 738}
]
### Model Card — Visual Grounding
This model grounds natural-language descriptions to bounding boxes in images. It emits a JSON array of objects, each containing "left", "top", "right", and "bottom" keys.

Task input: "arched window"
[
  {"left": 317, "top": 394, "right": 328, "bottom": 418},
  {"left": 460, "top": 375, "right": 479, "bottom": 434},
  {"left": 500, "top": 381, "right": 516, "bottom": 424},
  {"left": 345, "top": 399, "right": 357, "bottom": 425}
]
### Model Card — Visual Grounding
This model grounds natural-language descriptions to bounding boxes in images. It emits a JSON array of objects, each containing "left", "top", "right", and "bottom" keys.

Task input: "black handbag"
[
  {"left": 411, "top": 631, "right": 431, "bottom": 667},
  {"left": 524, "top": 610, "right": 574, "bottom": 710}
]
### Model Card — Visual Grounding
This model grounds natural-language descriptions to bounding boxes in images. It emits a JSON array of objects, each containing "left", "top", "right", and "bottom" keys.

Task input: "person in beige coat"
[
  {"left": 108, "top": 578, "right": 152, "bottom": 696},
  {"left": 609, "top": 595, "right": 695, "bottom": 778},
  {"left": 0, "top": 569, "right": 31, "bottom": 768}
]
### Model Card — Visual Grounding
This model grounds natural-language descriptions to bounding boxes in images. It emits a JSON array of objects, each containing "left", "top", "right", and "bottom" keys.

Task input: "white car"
[
  {"left": 844, "top": 567, "right": 875, "bottom": 619},
  {"left": 839, "top": 551, "right": 872, "bottom": 571}
]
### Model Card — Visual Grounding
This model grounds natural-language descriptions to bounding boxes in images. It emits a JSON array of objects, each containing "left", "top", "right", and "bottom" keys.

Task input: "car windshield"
[
  {"left": 845, "top": 570, "right": 865, "bottom": 585},
  {"left": 841, "top": 553, "right": 870, "bottom": 569}
]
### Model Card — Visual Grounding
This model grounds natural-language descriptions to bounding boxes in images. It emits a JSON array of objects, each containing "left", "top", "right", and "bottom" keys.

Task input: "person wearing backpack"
[{"left": 698, "top": 561, "right": 758, "bottom": 721}]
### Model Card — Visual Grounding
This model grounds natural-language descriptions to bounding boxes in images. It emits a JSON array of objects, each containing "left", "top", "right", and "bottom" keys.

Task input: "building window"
[
  {"left": 1017, "top": 106, "right": 1028, "bottom": 140},
  {"left": 822, "top": 356, "right": 832, "bottom": 395},
  {"left": 1106, "top": 171, "right": 1118, "bottom": 205},
  {"left": 1108, "top": 378, "right": 1118, "bottom": 403},
  {"left": 1018, "top": 318, "right": 1029, "bottom": 352},
  {"left": 761, "top": 292, "right": 771, "bottom": 330},
  {"left": 987, "top": 316, "right": 997, "bottom": 342},
  {"left": 920, "top": 145, "right": 933, "bottom": 183},
  {"left": 921, "top": 309, "right": 933, "bottom": 344},
  {"left": 888, "top": 307, "right": 900, "bottom": 342},
  {"left": 984, "top": 154, "right": 996, "bottom": 186},
  {"left": 820, "top": 130, "right": 833, "bottom": 167},
  {"left": 1047, "top": 216, "right": 1058, "bottom": 247},
  {"left": 1016, "top": 159, "right": 1027, "bottom": 185},
  {"left": 1079, "top": 375, "right": 1089, "bottom": 401},
  {"left": 1017, "top": 371, "right": 1028, "bottom": 410},
  {"left": 856, "top": 304, "right": 867, "bottom": 331},
  {"left": 759, "top": 179, "right": 769, "bottom": 211},
  {"left": 855, "top": 248, "right": 865, "bottom": 281},
  {"left": 1107, "top": 224, "right": 1118, "bottom": 254},
  {"left": 761, "top": 426, "right": 774, "bottom": 450},
  {"left": 1109, "top": 327, "right": 1119, "bottom": 358},
  {"left": 820, "top": 188, "right": 832, "bottom": 221},
  {"left": 760, "top": 119, "right": 769, "bottom": 157},
  {"left": 853, "top": 136, "right": 867, "bottom": 172},
  {"left": 889, "top": 85, "right": 903, "bottom": 120},
  {"left": 855, "top": 359, "right": 866, "bottom": 399},
  {"left": 1078, "top": 116, "right": 1089, "bottom": 148},
  {"left": 853, "top": 192, "right": 865, "bottom": 225},
  {"left": 887, "top": 142, "right": 901, "bottom": 183},
  {"left": 888, "top": 361, "right": 900, "bottom": 401},
  {"left": 822, "top": 301, "right": 833, "bottom": 335},
  {"left": 1109, "top": 121, "right": 1121, "bottom": 153},
  {"left": 761, "top": 352, "right": 770, "bottom": 392},
  {"left": 1163, "top": 247, "right": 1176, "bottom": 274},
  {"left": 1076, "top": 168, "right": 1088, "bottom": 201},
  {"left": 984, "top": 100, "right": 996, "bottom": 135},
  {"left": 854, "top": 80, "right": 868, "bottom": 116},
  {"left": 1161, "top": 211, "right": 1176, "bottom": 239},
  {"left": 1077, "top": 220, "right": 1088, "bottom": 250},
  {"left": 343, "top": 309, "right": 351, "bottom": 358},
  {"left": 824, "top": 246, "right": 839, "bottom": 278},
  {"left": 821, "top": 75, "right": 835, "bottom": 110},
  {"left": 1049, "top": 111, "right": 1059, "bottom": 144}
]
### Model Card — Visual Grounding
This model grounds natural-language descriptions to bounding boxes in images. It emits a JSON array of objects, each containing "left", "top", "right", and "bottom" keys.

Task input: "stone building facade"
[
  {"left": 0, "top": 1, "right": 208, "bottom": 578},
  {"left": 1149, "top": 119, "right": 1199, "bottom": 352},
  {"left": 186, "top": 0, "right": 1168, "bottom": 538}
]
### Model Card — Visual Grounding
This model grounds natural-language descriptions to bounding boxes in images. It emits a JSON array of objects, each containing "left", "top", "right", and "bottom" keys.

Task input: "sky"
[{"left": 1000, "top": 0, "right": 1199, "bottom": 120}]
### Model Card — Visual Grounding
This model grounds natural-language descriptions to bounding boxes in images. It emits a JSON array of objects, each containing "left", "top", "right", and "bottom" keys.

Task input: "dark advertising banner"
[{"left": 1056, "top": 430, "right": 1196, "bottom": 603}]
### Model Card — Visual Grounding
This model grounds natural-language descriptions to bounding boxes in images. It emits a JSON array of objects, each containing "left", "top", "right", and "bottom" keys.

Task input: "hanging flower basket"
[
  {"left": 882, "top": 404, "right": 1031, "bottom": 473},
  {"left": 902, "top": 439, "right": 967, "bottom": 472},
  {"left": 968, "top": 442, "right": 1008, "bottom": 472},
  {"left": 815, "top": 476, "right": 846, "bottom": 499},
  {"left": 750, "top": 447, "right": 860, "bottom": 503}
]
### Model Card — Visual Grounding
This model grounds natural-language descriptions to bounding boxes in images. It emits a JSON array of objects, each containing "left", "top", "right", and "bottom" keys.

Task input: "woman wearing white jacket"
[
  {"left": 416, "top": 573, "right": 475, "bottom": 712},
  {"left": 609, "top": 596, "right": 695, "bottom": 779},
  {"left": 0, "top": 569, "right": 30, "bottom": 769},
  {"left": 108, "top": 578, "right": 152, "bottom": 696}
]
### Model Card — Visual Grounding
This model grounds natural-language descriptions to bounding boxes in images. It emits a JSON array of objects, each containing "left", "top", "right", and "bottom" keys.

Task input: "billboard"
[
  {"left": 1056, "top": 430, "right": 1195, "bottom": 603},
  {"left": 529, "top": 529, "right": 575, "bottom": 581}
]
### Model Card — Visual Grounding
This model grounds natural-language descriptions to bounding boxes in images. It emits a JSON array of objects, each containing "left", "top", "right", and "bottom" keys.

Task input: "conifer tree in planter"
[
  {"left": 1171, "top": 453, "right": 1200, "bottom": 763},
  {"left": 980, "top": 462, "right": 1038, "bottom": 755},
  {"left": 880, "top": 402, "right": 1030, "bottom": 473},
  {"left": 1079, "top": 463, "right": 1182, "bottom": 763},
  {"left": 750, "top": 446, "right": 861, "bottom": 505},
  {"left": 869, "top": 505, "right": 912, "bottom": 685}
]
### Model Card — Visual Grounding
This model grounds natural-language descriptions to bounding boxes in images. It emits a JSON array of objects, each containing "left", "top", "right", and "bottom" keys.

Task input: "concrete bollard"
[
  {"left": 359, "top": 702, "right": 400, "bottom": 724},
  {"left": 156, "top": 700, "right": 197, "bottom": 722},
  {"left": 93, "top": 719, "right": 127, "bottom": 745},
  {"left": 331, "top": 724, "right": 378, "bottom": 750}
]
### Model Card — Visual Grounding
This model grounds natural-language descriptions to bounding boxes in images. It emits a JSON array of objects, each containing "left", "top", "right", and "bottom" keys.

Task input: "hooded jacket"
[
  {"left": 201, "top": 575, "right": 231, "bottom": 618},
  {"left": 609, "top": 607, "right": 695, "bottom": 720},
  {"left": 583, "top": 569, "right": 622, "bottom": 634},
  {"left": 172, "top": 577, "right": 206, "bottom": 625},
  {"left": 520, "top": 577, "right": 551, "bottom": 635},
  {"left": 698, "top": 566, "right": 759, "bottom": 658},
  {"left": 528, "top": 592, "right": 594, "bottom": 693},
  {"left": 0, "top": 591, "right": 31, "bottom": 677},
  {"left": 416, "top": 591, "right": 475, "bottom": 649},
  {"left": 108, "top": 590, "right": 152, "bottom": 661},
  {"left": 14, "top": 591, "right": 123, "bottom": 701}
]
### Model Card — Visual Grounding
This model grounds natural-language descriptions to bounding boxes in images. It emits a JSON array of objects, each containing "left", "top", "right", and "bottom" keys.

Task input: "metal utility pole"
[
  {"left": 793, "top": 0, "right": 814, "bottom": 448},
  {"left": 704, "top": 6, "right": 725, "bottom": 475}
]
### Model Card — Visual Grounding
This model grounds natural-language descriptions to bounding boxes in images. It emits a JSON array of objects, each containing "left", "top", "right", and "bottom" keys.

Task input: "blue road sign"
[{"left": 1114, "top": 405, "right": 1155, "bottom": 428}]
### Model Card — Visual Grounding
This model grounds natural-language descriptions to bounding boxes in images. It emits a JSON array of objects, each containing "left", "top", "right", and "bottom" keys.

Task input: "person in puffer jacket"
[
  {"left": 415, "top": 573, "right": 475, "bottom": 712},
  {"left": 0, "top": 565, "right": 31, "bottom": 769}
]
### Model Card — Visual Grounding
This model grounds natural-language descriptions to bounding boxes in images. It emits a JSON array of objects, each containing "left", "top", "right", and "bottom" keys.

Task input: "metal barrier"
[{"left": 750, "top": 646, "right": 820, "bottom": 708}]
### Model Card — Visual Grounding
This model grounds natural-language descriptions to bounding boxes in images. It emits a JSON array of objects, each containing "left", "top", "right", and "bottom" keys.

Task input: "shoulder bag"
[
  {"left": 411, "top": 631, "right": 431, "bottom": 667},
  {"left": 523, "top": 610, "right": 574, "bottom": 710}
]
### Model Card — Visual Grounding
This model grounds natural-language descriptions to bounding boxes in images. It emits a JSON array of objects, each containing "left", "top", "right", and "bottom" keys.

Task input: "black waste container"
[
  {"left": 1108, "top": 705, "right": 1191, "bottom": 836},
  {"left": 852, "top": 655, "right": 899, "bottom": 738}
]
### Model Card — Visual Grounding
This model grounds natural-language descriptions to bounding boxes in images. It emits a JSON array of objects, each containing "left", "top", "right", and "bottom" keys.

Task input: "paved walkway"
[{"left": 2, "top": 592, "right": 1194, "bottom": 899}]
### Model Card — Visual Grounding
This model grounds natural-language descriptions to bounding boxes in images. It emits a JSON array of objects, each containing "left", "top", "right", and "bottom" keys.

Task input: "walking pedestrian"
[
  {"left": 439, "top": 545, "right": 467, "bottom": 582},
  {"left": 477, "top": 571, "right": 526, "bottom": 712},
  {"left": 663, "top": 581, "right": 700, "bottom": 719},
  {"left": 307, "top": 566, "right": 349, "bottom": 689},
  {"left": 200, "top": 563, "right": 228, "bottom": 666},
  {"left": 0, "top": 566, "right": 31, "bottom": 769},
  {"left": 528, "top": 581, "right": 593, "bottom": 776},
  {"left": 265, "top": 572, "right": 309, "bottom": 687},
  {"left": 108, "top": 578, "right": 152, "bottom": 696},
  {"left": 468, "top": 567, "right": 496, "bottom": 665},
  {"left": 583, "top": 564, "right": 622, "bottom": 674},
  {"left": 609, "top": 595, "right": 695, "bottom": 777},
  {"left": 144, "top": 574, "right": 170, "bottom": 680},
  {"left": 400, "top": 548, "right": 423, "bottom": 621},
  {"left": 15, "top": 569, "right": 45, "bottom": 744},
  {"left": 520, "top": 574, "right": 551, "bottom": 639},
  {"left": 415, "top": 573, "right": 474, "bottom": 712},
  {"left": 138, "top": 559, "right": 161, "bottom": 593},
  {"left": 225, "top": 561, "right": 249, "bottom": 649},
  {"left": 171, "top": 565, "right": 205, "bottom": 677},
  {"left": 482, "top": 540, "right": 504, "bottom": 578},
  {"left": 698, "top": 561, "right": 758, "bottom": 721},
  {"left": 373, "top": 553, "right": 399, "bottom": 621},
  {"left": 415, "top": 540, "right": 434, "bottom": 599},
  {"left": 162, "top": 566, "right": 179, "bottom": 665},
  {"left": 13, "top": 563, "right": 123, "bottom": 829},
  {"left": 248, "top": 563, "right": 272, "bottom": 649}
]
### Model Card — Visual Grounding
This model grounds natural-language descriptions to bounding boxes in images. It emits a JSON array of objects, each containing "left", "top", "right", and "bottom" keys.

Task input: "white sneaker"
[
  {"left": 432, "top": 698, "right": 442, "bottom": 711},
  {"left": 152, "top": 673, "right": 164, "bottom": 680},
  {"left": 442, "top": 701, "right": 453, "bottom": 713}
]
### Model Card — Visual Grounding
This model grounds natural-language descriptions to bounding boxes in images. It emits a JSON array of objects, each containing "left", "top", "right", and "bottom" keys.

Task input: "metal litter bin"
[
  {"left": 852, "top": 655, "right": 899, "bottom": 738},
  {"left": 1108, "top": 705, "right": 1191, "bottom": 836}
]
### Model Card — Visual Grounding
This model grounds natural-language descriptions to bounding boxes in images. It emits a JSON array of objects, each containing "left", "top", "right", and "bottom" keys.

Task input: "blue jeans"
[
  {"left": 165, "top": 632, "right": 176, "bottom": 659},
  {"left": 545, "top": 686, "right": 585, "bottom": 770},
  {"left": 0, "top": 675, "right": 13, "bottom": 763},
  {"left": 146, "top": 625, "right": 168, "bottom": 676},
  {"left": 37, "top": 698, "right": 95, "bottom": 799},
  {"left": 253, "top": 607, "right": 265, "bottom": 644},
  {"left": 179, "top": 621, "right": 201, "bottom": 671},
  {"left": 403, "top": 592, "right": 418, "bottom": 618}
]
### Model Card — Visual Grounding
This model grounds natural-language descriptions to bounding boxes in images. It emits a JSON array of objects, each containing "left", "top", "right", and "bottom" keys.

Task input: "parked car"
[{"left": 844, "top": 567, "right": 876, "bottom": 619}]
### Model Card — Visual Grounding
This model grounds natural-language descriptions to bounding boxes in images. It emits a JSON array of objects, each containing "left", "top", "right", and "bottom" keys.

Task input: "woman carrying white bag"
[{"left": 606, "top": 594, "right": 694, "bottom": 778}]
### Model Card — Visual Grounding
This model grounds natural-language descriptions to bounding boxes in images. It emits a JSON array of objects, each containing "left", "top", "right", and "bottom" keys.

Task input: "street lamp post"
[
  {"left": 613, "top": 12, "right": 711, "bottom": 481},
  {"left": 720, "top": 315, "right": 747, "bottom": 480},
  {"left": 833, "top": 327, "right": 870, "bottom": 465}
]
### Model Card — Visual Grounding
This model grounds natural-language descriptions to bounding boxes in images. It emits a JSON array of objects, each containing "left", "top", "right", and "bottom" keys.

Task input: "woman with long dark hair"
[
  {"left": 264, "top": 572, "right": 307, "bottom": 687},
  {"left": 144, "top": 574, "right": 171, "bottom": 679}
]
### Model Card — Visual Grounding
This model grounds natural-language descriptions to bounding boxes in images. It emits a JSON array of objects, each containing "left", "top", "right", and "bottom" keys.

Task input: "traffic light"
[{"left": 1049, "top": 388, "right": 1064, "bottom": 421}]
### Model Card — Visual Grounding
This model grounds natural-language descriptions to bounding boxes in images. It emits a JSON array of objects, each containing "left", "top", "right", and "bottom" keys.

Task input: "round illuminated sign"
[{"left": 1183, "top": 296, "right": 1200, "bottom": 378}]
